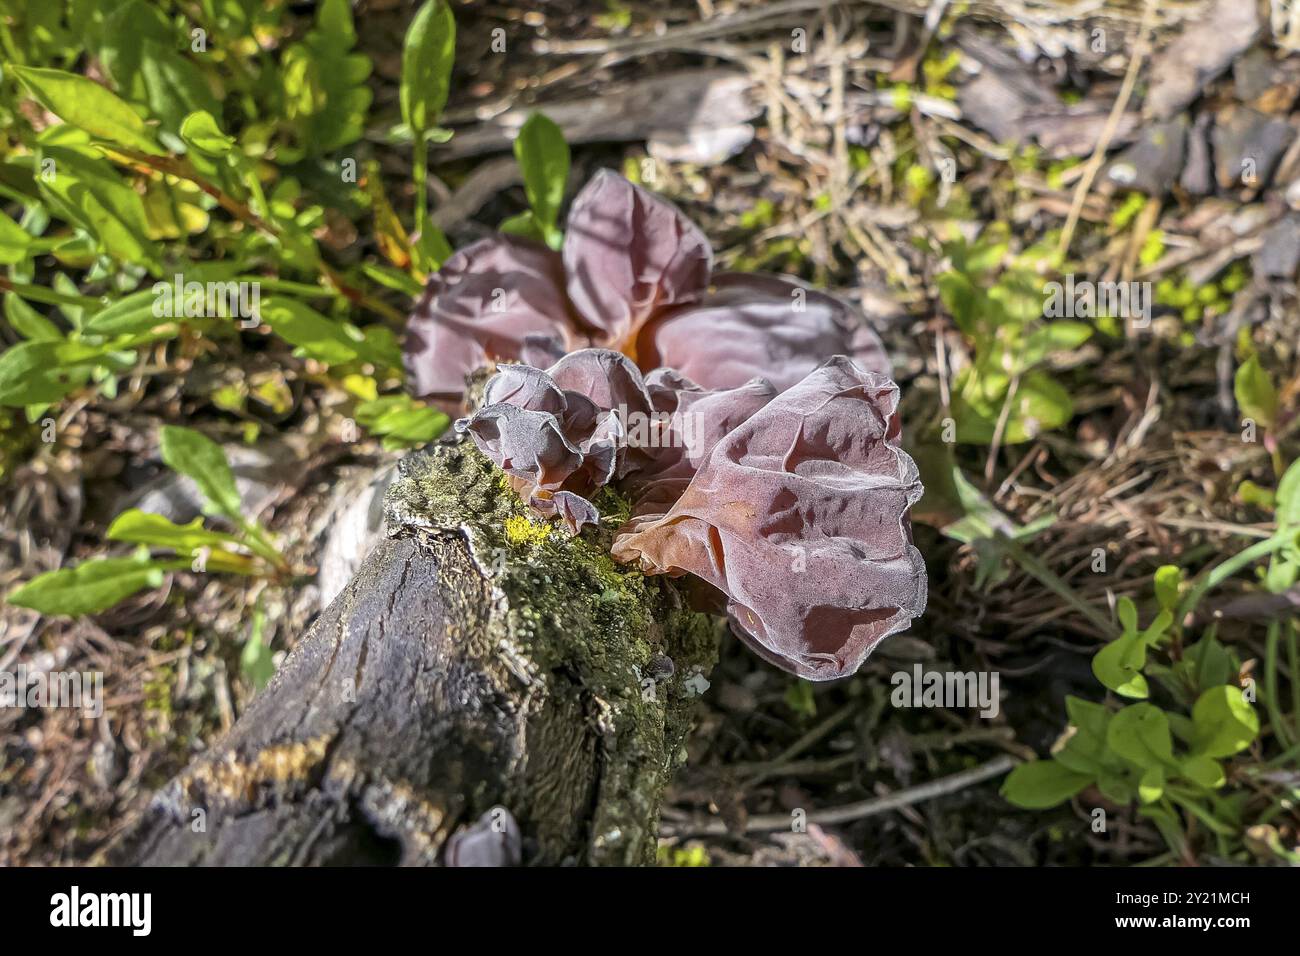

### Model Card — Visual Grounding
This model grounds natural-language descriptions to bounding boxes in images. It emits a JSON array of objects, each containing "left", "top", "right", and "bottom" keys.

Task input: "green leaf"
[
  {"left": 499, "top": 210, "right": 551, "bottom": 246},
  {"left": 1190, "top": 686, "right": 1260, "bottom": 757},
  {"left": 1053, "top": 737, "right": 1101, "bottom": 775},
  {"left": 99, "top": 0, "right": 173, "bottom": 103},
  {"left": 938, "top": 271, "right": 981, "bottom": 337},
  {"left": 354, "top": 395, "right": 450, "bottom": 449},
  {"left": 0, "top": 339, "right": 111, "bottom": 406},
  {"left": 1137, "top": 766, "right": 1165, "bottom": 804},
  {"left": 1234, "top": 354, "right": 1278, "bottom": 428},
  {"left": 5, "top": 295, "right": 61, "bottom": 342},
  {"left": 1179, "top": 754, "right": 1225, "bottom": 789},
  {"left": 1153, "top": 565, "right": 1182, "bottom": 613},
  {"left": 1092, "top": 634, "right": 1149, "bottom": 699},
  {"left": 1001, "top": 760, "right": 1091, "bottom": 809},
  {"left": 400, "top": 0, "right": 456, "bottom": 135},
  {"left": 107, "top": 509, "right": 241, "bottom": 553},
  {"left": 9, "top": 65, "right": 163, "bottom": 155},
  {"left": 137, "top": 40, "right": 221, "bottom": 142},
  {"left": 1065, "top": 695, "right": 1110, "bottom": 742},
  {"left": 159, "top": 425, "right": 243, "bottom": 520},
  {"left": 179, "top": 110, "right": 235, "bottom": 156},
  {"left": 1107, "top": 703, "right": 1174, "bottom": 769},
  {"left": 7, "top": 553, "right": 169, "bottom": 616},
  {"left": 1276, "top": 458, "right": 1300, "bottom": 530},
  {"left": 0, "top": 210, "right": 32, "bottom": 265},
  {"left": 259, "top": 297, "right": 370, "bottom": 366},
  {"left": 1182, "top": 634, "right": 1234, "bottom": 695},
  {"left": 288, "top": 0, "right": 374, "bottom": 154},
  {"left": 1006, "top": 371, "right": 1073, "bottom": 441},
  {"left": 82, "top": 289, "right": 174, "bottom": 336},
  {"left": 514, "top": 112, "right": 569, "bottom": 231},
  {"left": 412, "top": 226, "right": 453, "bottom": 273},
  {"left": 240, "top": 604, "right": 276, "bottom": 691},
  {"left": 1117, "top": 596, "right": 1138, "bottom": 634},
  {"left": 1237, "top": 479, "right": 1275, "bottom": 510},
  {"left": 37, "top": 146, "right": 158, "bottom": 265},
  {"left": 1021, "top": 320, "right": 1092, "bottom": 366},
  {"left": 1096, "top": 770, "right": 1134, "bottom": 804},
  {"left": 951, "top": 370, "right": 1073, "bottom": 444}
]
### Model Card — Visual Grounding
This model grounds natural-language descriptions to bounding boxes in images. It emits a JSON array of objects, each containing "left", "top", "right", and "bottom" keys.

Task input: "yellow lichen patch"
[
  {"left": 504, "top": 512, "right": 553, "bottom": 547},
  {"left": 182, "top": 734, "right": 332, "bottom": 806}
]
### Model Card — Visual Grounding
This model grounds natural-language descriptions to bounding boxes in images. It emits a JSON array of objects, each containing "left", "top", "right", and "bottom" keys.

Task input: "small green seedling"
[{"left": 9, "top": 425, "right": 292, "bottom": 616}]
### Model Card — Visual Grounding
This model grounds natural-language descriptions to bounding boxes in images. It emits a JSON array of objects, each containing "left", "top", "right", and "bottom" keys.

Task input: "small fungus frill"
[{"left": 407, "top": 171, "right": 926, "bottom": 680}]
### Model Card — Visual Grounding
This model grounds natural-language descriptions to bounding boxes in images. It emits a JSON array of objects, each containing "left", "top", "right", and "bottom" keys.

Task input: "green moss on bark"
[{"left": 386, "top": 441, "right": 721, "bottom": 864}]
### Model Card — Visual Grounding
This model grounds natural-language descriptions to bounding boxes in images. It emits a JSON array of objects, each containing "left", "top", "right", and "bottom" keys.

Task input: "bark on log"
[{"left": 102, "top": 442, "right": 720, "bottom": 866}]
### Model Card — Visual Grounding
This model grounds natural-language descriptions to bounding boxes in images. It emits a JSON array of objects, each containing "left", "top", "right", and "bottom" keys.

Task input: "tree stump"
[{"left": 104, "top": 441, "right": 720, "bottom": 866}]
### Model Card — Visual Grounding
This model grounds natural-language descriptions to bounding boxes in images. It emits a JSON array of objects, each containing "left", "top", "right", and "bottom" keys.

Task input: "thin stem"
[
  {"left": 1176, "top": 534, "right": 1295, "bottom": 624},
  {"left": 1264, "top": 622, "right": 1296, "bottom": 750},
  {"left": 0, "top": 276, "right": 104, "bottom": 310},
  {"left": 1288, "top": 621, "right": 1300, "bottom": 740},
  {"left": 413, "top": 139, "right": 429, "bottom": 243},
  {"left": 236, "top": 518, "right": 289, "bottom": 574}
]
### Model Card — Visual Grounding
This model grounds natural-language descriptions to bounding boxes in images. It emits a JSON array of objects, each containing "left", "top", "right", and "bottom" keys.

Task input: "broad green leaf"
[
  {"left": 107, "top": 509, "right": 242, "bottom": 553},
  {"left": 400, "top": 0, "right": 456, "bottom": 135},
  {"left": 1092, "top": 634, "right": 1149, "bottom": 699},
  {"left": 1234, "top": 354, "right": 1277, "bottom": 428},
  {"left": 1054, "top": 726, "right": 1109, "bottom": 776},
  {"left": 9, "top": 65, "right": 163, "bottom": 155},
  {"left": 514, "top": 112, "right": 569, "bottom": 231},
  {"left": 1191, "top": 686, "right": 1260, "bottom": 757},
  {"left": 0, "top": 211, "right": 32, "bottom": 265},
  {"left": 1107, "top": 703, "right": 1174, "bottom": 769},
  {"left": 179, "top": 110, "right": 236, "bottom": 156},
  {"left": 1179, "top": 754, "right": 1225, "bottom": 789},
  {"left": 1001, "top": 760, "right": 1091, "bottom": 809},
  {"left": 7, "top": 554, "right": 169, "bottom": 616},
  {"left": 1065, "top": 695, "right": 1110, "bottom": 742},
  {"left": 1096, "top": 770, "right": 1134, "bottom": 804},
  {"left": 159, "top": 425, "right": 243, "bottom": 520}
]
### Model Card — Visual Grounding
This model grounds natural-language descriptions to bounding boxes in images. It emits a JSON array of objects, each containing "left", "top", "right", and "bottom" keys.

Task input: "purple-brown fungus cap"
[{"left": 412, "top": 172, "right": 926, "bottom": 680}]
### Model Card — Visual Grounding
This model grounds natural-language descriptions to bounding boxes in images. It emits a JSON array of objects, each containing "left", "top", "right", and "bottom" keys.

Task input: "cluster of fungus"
[{"left": 404, "top": 170, "right": 926, "bottom": 680}]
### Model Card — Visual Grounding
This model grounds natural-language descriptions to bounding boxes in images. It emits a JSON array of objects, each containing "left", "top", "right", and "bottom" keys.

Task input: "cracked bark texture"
[{"left": 103, "top": 441, "right": 720, "bottom": 866}]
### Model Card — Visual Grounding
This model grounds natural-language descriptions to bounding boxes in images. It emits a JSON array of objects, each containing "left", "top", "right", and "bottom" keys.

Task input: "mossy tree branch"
[{"left": 103, "top": 441, "right": 720, "bottom": 866}]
